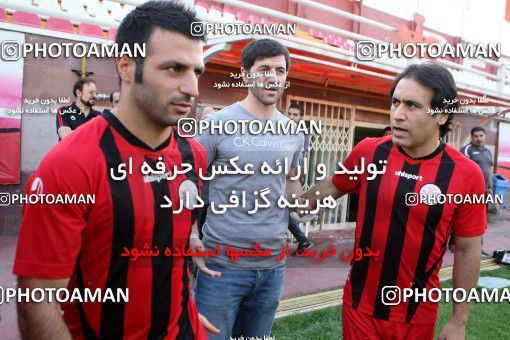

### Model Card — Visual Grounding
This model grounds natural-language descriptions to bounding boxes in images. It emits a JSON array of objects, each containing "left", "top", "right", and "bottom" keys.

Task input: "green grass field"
[{"left": 271, "top": 267, "right": 510, "bottom": 340}]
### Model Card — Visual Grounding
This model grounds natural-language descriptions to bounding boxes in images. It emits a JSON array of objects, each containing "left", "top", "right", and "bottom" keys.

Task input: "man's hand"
[
  {"left": 199, "top": 313, "right": 220, "bottom": 334},
  {"left": 297, "top": 177, "right": 343, "bottom": 216},
  {"left": 190, "top": 224, "right": 221, "bottom": 277},
  {"left": 292, "top": 196, "right": 316, "bottom": 220},
  {"left": 438, "top": 320, "right": 466, "bottom": 340}
]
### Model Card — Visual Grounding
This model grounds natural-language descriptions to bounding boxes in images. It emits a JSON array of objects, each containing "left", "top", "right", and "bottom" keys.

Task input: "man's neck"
[
  {"left": 112, "top": 100, "right": 172, "bottom": 150},
  {"left": 239, "top": 94, "right": 275, "bottom": 120},
  {"left": 402, "top": 138, "right": 441, "bottom": 159},
  {"left": 75, "top": 101, "right": 91, "bottom": 116},
  {"left": 472, "top": 142, "right": 484, "bottom": 150}
]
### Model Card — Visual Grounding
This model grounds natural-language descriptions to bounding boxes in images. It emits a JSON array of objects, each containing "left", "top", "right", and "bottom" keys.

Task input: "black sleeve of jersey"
[{"left": 56, "top": 106, "right": 71, "bottom": 132}]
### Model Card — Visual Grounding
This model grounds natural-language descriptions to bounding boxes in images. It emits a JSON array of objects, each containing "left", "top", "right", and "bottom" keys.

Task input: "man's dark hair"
[
  {"left": 115, "top": 0, "right": 206, "bottom": 84},
  {"left": 288, "top": 102, "right": 304, "bottom": 116},
  {"left": 73, "top": 78, "right": 94, "bottom": 97},
  {"left": 241, "top": 39, "right": 290, "bottom": 72},
  {"left": 471, "top": 126, "right": 485, "bottom": 135},
  {"left": 383, "top": 126, "right": 391, "bottom": 133},
  {"left": 110, "top": 90, "right": 120, "bottom": 103},
  {"left": 389, "top": 62, "right": 458, "bottom": 138}
]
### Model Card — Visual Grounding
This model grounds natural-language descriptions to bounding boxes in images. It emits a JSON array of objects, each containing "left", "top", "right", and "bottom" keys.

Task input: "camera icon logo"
[
  {"left": 0, "top": 193, "right": 11, "bottom": 206},
  {"left": 1, "top": 41, "right": 22, "bottom": 61},
  {"left": 177, "top": 118, "right": 196, "bottom": 138},
  {"left": 355, "top": 41, "right": 376, "bottom": 61},
  {"left": 381, "top": 286, "right": 401, "bottom": 306},
  {"left": 405, "top": 192, "right": 419, "bottom": 206},
  {"left": 190, "top": 22, "right": 205, "bottom": 37}
]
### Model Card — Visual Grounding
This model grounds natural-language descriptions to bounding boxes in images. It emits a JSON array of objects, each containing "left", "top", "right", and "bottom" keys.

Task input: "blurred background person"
[
  {"left": 453, "top": 126, "right": 494, "bottom": 255},
  {"left": 460, "top": 127, "right": 494, "bottom": 195},
  {"left": 110, "top": 90, "right": 120, "bottom": 108},
  {"left": 286, "top": 102, "right": 314, "bottom": 255},
  {"left": 56, "top": 78, "right": 100, "bottom": 140}
]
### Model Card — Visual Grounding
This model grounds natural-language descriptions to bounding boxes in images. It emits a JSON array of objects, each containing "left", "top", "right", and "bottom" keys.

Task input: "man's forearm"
[
  {"left": 300, "top": 176, "right": 343, "bottom": 210},
  {"left": 57, "top": 127, "right": 71, "bottom": 139},
  {"left": 450, "top": 236, "right": 482, "bottom": 325},
  {"left": 286, "top": 177, "right": 303, "bottom": 199},
  {"left": 18, "top": 302, "right": 71, "bottom": 340},
  {"left": 190, "top": 222, "right": 199, "bottom": 240},
  {"left": 489, "top": 166, "right": 494, "bottom": 191},
  {"left": 17, "top": 278, "right": 71, "bottom": 340}
]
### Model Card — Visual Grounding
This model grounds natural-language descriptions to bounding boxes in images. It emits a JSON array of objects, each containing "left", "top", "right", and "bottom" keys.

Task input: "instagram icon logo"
[
  {"left": 405, "top": 193, "right": 419, "bottom": 206},
  {"left": 1, "top": 41, "right": 21, "bottom": 61},
  {"left": 381, "top": 286, "right": 401, "bottom": 306}
]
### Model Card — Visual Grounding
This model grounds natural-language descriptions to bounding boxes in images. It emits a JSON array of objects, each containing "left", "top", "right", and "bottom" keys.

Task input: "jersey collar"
[
  {"left": 101, "top": 109, "right": 172, "bottom": 151},
  {"left": 397, "top": 141, "right": 446, "bottom": 161}
]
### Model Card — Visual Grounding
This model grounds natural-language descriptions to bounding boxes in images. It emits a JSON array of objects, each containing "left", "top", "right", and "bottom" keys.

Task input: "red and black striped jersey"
[
  {"left": 332, "top": 136, "right": 487, "bottom": 324},
  {"left": 56, "top": 102, "right": 100, "bottom": 132},
  {"left": 14, "top": 110, "right": 207, "bottom": 339}
]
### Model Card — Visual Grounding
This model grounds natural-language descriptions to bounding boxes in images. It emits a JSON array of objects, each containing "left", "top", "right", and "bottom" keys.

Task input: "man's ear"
[
  {"left": 116, "top": 56, "right": 136, "bottom": 84},
  {"left": 435, "top": 112, "right": 449, "bottom": 126},
  {"left": 241, "top": 67, "right": 248, "bottom": 83}
]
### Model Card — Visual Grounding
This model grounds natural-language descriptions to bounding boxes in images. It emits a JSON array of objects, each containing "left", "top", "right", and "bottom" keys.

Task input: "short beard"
[
  {"left": 249, "top": 83, "right": 283, "bottom": 106},
  {"left": 81, "top": 98, "right": 94, "bottom": 108},
  {"left": 132, "top": 83, "right": 187, "bottom": 127},
  {"left": 133, "top": 84, "right": 169, "bottom": 126}
]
